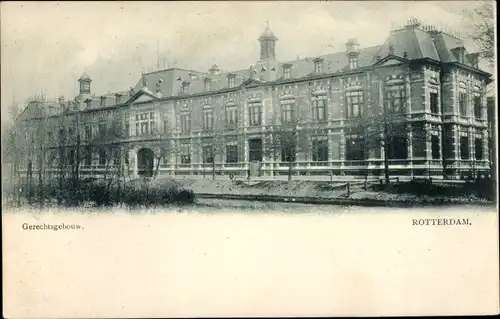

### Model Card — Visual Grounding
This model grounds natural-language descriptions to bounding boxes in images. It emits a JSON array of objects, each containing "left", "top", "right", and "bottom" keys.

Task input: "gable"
[
  {"left": 373, "top": 54, "right": 408, "bottom": 66},
  {"left": 125, "top": 90, "right": 157, "bottom": 104},
  {"left": 240, "top": 78, "right": 263, "bottom": 88}
]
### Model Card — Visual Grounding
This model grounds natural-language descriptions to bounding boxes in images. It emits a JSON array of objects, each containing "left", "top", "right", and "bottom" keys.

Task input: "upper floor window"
[
  {"left": 248, "top": 101, "right": 262, "bottom": 126},
  {"left": 226, "top": 104, "right": 238, "bottom": 128},
  {"left": 85, "top": 125, "right": 92, "bottom": 141},
  {"left": 202, "top": 107, "right": 214, "bottom": 131},
  {"left": 459, "top": 92, "right": 468, "bottom": 117},
  {"left": 280, "top": 99, "right": 295, "bottom": 124},
  {"left": 202, "top": 145, "right": 214, "bottom": 164},
  {"left": 385, "top": 84, "right": 406, "bottom": 113},
  {"left": 180, "top": 113, "right": 191, "bottom": 133},
  {"left": 346, "top": 90, "right": 363, "bottom": 118},
  {"left": 431, "top": 135, "right": 440, "bottom": 159},
  {"left": 312, "top": 98, "right": 327, "bottom": 122},
  {"left": 475, "top": 138, "right": 483, "bottom": 160},
  {"left": 473, "top": 91, "right": 482, "bottom": 119},
  {"left": 58, "top": 127, "right": 65, "bottom": 141},
  {"left": 204, "top": 79, "right": 211, "bottom": 92},
  {"left": 47, "top": 131, "right": 53, "bottom": 140},
  {"left": 98, "top": 122, "right": 106, "bottom": 137},
  {"left": 430, "top": 91, "right": 439, "bottom": 114},
  {"left": 135, "top": 111, "right": 154, "bottom": 136},
  {"left": 99, "top": 148, "right": 106, "bottom": 166}
]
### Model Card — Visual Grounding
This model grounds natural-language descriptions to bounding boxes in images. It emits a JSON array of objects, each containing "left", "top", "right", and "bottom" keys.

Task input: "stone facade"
[{"left": 16, "top": 20, "right": 493, "bottom": 180}]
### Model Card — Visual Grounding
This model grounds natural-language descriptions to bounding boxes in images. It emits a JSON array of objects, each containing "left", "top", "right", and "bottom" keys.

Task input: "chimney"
[
  {"left": 116, "top": 93, "right": 123, "bottom": 104},
  {"left": 346, "top": 38, "right": 359, "bottom": 69},
  {"left": 209, "top": 64, "right": 220, "bottom": 75},
  {"left": 58, "top": 95, "right": 65, "bottom": 106},
  {"left": 466, "top": 53, "right": 479, "bottom": 68}
]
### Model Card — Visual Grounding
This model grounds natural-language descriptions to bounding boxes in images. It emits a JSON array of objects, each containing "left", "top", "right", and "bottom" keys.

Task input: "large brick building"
[{"left": 15, "top": 19, "right": 493, "bottom": 180}]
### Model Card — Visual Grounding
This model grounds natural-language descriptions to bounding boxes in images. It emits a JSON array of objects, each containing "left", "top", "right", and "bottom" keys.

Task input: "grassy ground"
[{"left": 155, "top": 176, "right": 494, "bottom": 205}]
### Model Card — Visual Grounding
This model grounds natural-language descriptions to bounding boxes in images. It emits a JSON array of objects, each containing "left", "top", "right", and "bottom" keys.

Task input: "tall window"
[
  {"left": 47, "top": 131, "right": 53, "bottom": 140},
  {"left": 98, "top": 122, "right": 106, "bottom": 137},
  {"left": 281, "top": 142, "right": 296, "bottom": 162},
  {"left": 312, "top": 98, "right": 326, "bottom": 121},
  {"left": 226, "top": 144, "right": 238, "bottom": 163},
  {"left": 475, "top": 138, "right": 483, "bottom": 160},
  {"left": 113, "top": 150, "right": 121, "bottom": 165},
  {"left": 346, "top": 90, "right": 363, "bottom": 118},
  {"left": 346, "top": 137, "right": 365, "bottom": 160},
  {"left": 228, "top": 75, "right": 235, "bottom": 88},
  {"left": 85, "top": 125, "right": 92, "bottom": 141},
  {"left": 204, "top": 79, "right": 211, "bottom": 92},
  {"left": 460, "top": 136, "right": 469, "bottom": 159},
  {"left": 202, "top": 145, "right": 214, "bottom": 164},
  {"left": 202, "top": 107, "right": 214, "bottom": 131},
  {"left": 431, "top": 135, "right": 440, "bottom": 159},
  {"left": 430, "top": 91, "right": 439, "bottom": 114},
  {"left": 349, "top": 56, "right": 358, "bottom": 69},
  {"left": 68, "top": 149, "right": 75, "bottom": 166},
  {"left": 459, "top": 92, "right": 468, "bottom": 117},
  {"left": 99, "top": 148, "right": 106, "bottom": 165},
  {"left": 180, "top": 113, "right": 191, "bottom": 133},
  {"left": 386, "top": 84, "right": 406, "bottom": 113},
  {"left": 388, "top": 136, "right": 408, "bottom": 159},
  {"left": 312, "top": 137, "right": 328, "bottom": 162},
  {"left": 226, "top": 104, "right": 238, "bottom": 127},
  {"left": 84, "top": 146, "right": 92, "bottom": 166},
  {"left": 248, "top": 138, "right": 263, "bottom": 162},
  {"left": 58, "top": 127, "right": 65, "bottom": 141},
  {"left": 136, "top": 111, "right": 154, "bottom": 136},
  {"left": 180, "top": 143, "right": 191, "bottom": 164},
  {"left": 412, "top": 123, "right": 426, "bottom": 158},
  {"left": 248, "top": 101, "right": 262, "bottom": 126},
  {"left": 280, "top": 99, "right": 295, "bottom": 123},
  {"left": 283, "top": 66, "right": 291, "bottom": 79},
  {"left": 314, "top": 60, "right": 322, "bottom": 74},
  {"left": 473, "top": 93, "right": 482, "bottom": 119},
  {"left": 124, "top": 114, "right": 130, "bottom": 137}
]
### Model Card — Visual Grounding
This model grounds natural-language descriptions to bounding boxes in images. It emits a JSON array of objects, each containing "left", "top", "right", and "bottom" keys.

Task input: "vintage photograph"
[{"left": 2, "top": 1, "right": 498, "bottom": 317}]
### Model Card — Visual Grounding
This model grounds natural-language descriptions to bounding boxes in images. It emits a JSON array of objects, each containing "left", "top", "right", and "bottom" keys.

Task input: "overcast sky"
[{"left": 0, "top": 1, "right": 492, "bottom": 124}]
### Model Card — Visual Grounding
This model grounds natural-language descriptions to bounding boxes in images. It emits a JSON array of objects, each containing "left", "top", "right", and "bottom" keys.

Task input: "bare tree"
[
  {"left": 264, "top": 112, "right": 309, "bottom": 181},
  {"left": 463, "top": 2, "right": 495, "bottom": 66}
]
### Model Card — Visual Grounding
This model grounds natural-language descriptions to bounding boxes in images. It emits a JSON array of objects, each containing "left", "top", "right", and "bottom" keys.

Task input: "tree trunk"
[
  {"left": 154, "top": 155, "right": 161, "bottom": 179},
  {"left": 383, "top": 146, "right": 390, "bottom": 186},
  {"left": 212, "top": 161, "right": 216, "bottom": 180}
]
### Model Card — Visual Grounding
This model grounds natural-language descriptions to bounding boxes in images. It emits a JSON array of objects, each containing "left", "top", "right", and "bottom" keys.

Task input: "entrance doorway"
[{"left": 137, "top": 148, "right": 154, "bottom": 177}]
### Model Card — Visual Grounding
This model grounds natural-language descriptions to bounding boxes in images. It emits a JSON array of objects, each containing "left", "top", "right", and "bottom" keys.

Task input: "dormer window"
[
  {"left": 349, "top": 56, "right": 358, "bottom": 69},
  {"left": 182, "top": 81, "right": 190, "bottom": 94},
  {"left": 85, "top": 99, "right": 91, "bottom": 109},
  {"left": 283, "top": 64, "right": 292, "bottom": 79},
  {"left": 115, "top": 94, "right": 122, "bottom": 105},
  {"left": 451, "top": 47, "right": 466, "bottom": 64},
  {"left": 100, "top": 96, "right": 106, "bottom": 107},
  {"left": 228, "top": 74, "right": 236, "bottom": 88},
  {"left": 314, "top": 59, "right": 323, "bottom": 74},
  {"left": 204, "top": 78, "right": 211, "bottom": 92}
]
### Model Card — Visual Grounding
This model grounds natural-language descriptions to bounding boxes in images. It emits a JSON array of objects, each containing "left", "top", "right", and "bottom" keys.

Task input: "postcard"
[{"left": 2, "top": 1, "right": 498, "bottom": 317}]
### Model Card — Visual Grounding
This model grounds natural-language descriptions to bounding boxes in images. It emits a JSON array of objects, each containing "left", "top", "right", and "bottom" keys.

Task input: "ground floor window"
[
  {"left": 312, "top": 138, "right": 328, "bottom": 162},
  {"left": 431, "top": 135, "right": 440, "bottom": 159},
  {"left": 460, "top": 136, "right": 469, "bottom": 160},
  {"left": 346, "top": 137, "right": 365, "bottom": 160},
  {"left": 99, "top": 149, "right": 106, "bottom": 165},
  {"left": 475, "top": 138, "right": 483, "bottom": 160},
  {"left": 249, "top": 138, "right": 263, "bottom": 162},
  {"left": 226, "top": 145, "right": 238, "bottom": 163},
  {"left": 202, "top": 146, "right": 214, "bottom": 164},
  {"left": 281, "top": 143, "right": 296, "bottom": 162},
  {"left": 84, "top": 146, "right": 92, "bottom": 166},
  {"left": 180, "top": 143, "right": 191, "bottom": 164},
  {"left": 412, "top": 123, "right": 426, "bottom": 158},
  {"left": 388, "top": 136, "right": 408, "bottom": 160},
  {"left": 113, "top": 150, "right": 121, "bottom": 165}
]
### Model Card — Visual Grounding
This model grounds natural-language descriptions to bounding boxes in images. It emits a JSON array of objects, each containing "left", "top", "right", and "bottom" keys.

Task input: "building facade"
[{"left": 15, "top": 19, "right": 493, "bottom": 180}]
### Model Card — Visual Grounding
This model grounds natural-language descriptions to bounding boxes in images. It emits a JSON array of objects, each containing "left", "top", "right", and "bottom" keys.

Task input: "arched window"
[{"left": 385, "top": 83, "right": 406, "bottom": 113}]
